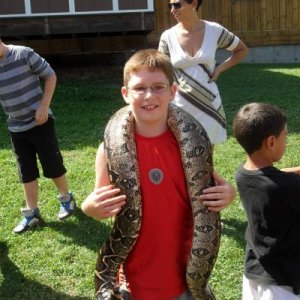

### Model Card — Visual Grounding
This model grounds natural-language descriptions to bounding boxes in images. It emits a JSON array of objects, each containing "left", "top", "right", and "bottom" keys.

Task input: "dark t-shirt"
[{"left": 236, "top": 165, "right": 300, "bottom": 294}]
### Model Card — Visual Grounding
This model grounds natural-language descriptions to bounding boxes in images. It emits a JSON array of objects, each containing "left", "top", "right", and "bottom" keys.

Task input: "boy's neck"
[
  {"left": 135, "top": 120, "right": 168, "bottom": 138},
  {"left": 244, "top": 152, "right": 274, "bottom": 170}
]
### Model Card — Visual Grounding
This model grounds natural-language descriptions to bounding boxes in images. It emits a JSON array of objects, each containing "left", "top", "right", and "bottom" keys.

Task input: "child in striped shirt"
[{"left": 0, "top": 36, "right": 76, "bottom": 233}]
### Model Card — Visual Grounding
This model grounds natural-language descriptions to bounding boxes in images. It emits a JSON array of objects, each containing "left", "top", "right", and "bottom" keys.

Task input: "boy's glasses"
[
  {"left": 168, "top": 1, "right": 184, "bottom": 10},
  {"left": 127, "top": 83, "right": 170, "bottom": 96}
]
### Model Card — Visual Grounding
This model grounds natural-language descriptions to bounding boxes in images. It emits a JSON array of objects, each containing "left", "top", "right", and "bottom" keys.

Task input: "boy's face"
[
  {"left": 121, "top": 69, "right": 176, "bottom": 128},
  {"left": 271, "top": 125, "right": 288, "bottom": 162}
]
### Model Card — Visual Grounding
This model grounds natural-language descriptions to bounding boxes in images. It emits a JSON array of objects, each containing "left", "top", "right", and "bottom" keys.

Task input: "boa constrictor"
[{"left": 95, "top": 104, "right": 221, "bottom": 300}]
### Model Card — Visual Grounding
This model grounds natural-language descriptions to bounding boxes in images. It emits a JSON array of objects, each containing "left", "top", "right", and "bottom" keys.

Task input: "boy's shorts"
[
  {"left": 242, "top": 275, "right": 300, "bottom": 300},
  {"left": 9, "top": 118, "right": 67, "bottom": 183}
]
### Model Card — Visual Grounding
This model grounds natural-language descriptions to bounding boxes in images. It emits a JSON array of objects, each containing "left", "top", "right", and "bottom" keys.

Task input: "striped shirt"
[{"left": 0, "top": 45, "right": 54, "bottom": 132}]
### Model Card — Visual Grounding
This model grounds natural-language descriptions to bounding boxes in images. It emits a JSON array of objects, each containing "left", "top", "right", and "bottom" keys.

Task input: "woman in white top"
[{"left": 159, "top": 0, "right": 248, "bottom": 144}]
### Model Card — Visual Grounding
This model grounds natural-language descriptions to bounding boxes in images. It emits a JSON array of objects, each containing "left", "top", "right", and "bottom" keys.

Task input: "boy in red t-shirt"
[{"left": 82, "top": 49, "right": 235, "bottom": 300}]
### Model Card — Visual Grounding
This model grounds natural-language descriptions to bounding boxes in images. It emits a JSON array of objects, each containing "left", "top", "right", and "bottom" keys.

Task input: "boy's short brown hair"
[
  {"left": 123, "top": 49, "right": 174, "bottom": 86},
  {"left": 233, "top": 102, "right": 287, "bottom": 154}
]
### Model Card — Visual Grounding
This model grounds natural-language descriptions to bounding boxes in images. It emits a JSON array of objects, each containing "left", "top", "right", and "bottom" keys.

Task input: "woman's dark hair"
[{"left": 185, "top": 0, "right": 203, "bottom": 11}]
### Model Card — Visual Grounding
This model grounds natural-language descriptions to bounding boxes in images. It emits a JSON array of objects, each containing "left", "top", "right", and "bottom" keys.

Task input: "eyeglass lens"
[{"left": 128, "top": 83, "right": 169, "bottom": 95}]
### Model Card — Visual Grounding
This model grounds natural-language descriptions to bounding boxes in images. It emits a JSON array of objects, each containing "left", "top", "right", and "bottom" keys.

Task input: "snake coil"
[{"left": 95, "top": 104, "right": 221, "bottom": 300}]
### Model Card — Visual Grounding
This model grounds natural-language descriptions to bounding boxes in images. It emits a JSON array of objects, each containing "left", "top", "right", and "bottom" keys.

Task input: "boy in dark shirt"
[{"left": 233, "top": 102, "right": 300, "bottom": 299}]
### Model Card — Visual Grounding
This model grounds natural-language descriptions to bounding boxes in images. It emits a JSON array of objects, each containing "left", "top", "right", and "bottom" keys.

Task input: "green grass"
[{"left": 0, "top": 64, "right": 299, "bottom": 299}]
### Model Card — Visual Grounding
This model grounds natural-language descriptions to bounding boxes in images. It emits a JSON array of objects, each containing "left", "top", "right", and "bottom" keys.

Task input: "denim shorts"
[{"left": 9, "top": 118, "right": 66, "bottom": 183}]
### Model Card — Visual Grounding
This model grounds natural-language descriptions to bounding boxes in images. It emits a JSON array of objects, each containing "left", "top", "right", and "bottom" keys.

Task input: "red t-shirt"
[{"left": 125, "top": 129, "right": 193, "bottom": 300}]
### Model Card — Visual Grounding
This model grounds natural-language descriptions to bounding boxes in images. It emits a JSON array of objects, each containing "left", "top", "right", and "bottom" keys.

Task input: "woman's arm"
[{"left": 209, "top": 40, "right": 249, "bottom": 82}]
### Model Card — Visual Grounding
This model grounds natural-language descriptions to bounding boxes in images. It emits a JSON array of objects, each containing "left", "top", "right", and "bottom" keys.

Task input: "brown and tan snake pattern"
[{"left": 95, "top": 104, "right": 221, "bottom": 300}]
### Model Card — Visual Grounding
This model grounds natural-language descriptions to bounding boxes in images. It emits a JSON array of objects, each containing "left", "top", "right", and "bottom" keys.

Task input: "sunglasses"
[{"left": 168, "top": 2, "right": 184, "bottom": 10}]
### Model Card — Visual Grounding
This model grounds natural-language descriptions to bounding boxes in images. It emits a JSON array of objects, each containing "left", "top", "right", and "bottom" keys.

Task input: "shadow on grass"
[
  {"left": 44, "top": 209, "right": 112, "bottom": 252},
  {"left": 0, "top": 241, "right": 90, "bottom": 300},
  {"left": 222, "top": 218, "right": 247, "bottom": 249}
]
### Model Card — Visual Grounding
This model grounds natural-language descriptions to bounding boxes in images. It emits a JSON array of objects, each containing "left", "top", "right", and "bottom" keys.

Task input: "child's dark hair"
[
  {"left": 233, "top": 102, "right": 287, "bottom": 154},
  {"left": 184, "top": 0, "right": 203, "bottom": 11}
]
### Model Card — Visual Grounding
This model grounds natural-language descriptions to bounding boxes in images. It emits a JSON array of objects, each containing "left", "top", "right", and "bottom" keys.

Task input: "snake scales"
[{"left": 95, "top": 104, "right": 221, "bottom": 300}]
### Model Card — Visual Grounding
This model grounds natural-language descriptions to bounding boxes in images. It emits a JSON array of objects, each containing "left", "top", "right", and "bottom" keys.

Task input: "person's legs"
[
  {"left": 23, "top": 180, "right": 39, "bottom": 209},
  {"left": 32, "top": 119, "right": 76, "bottom": 220},
  {"left": 52, "top": 174, "right": 69, "bottom": 196},
  {"left": 9, "top": 130, "right": 43, "bottom": 233},
  {"left": 13, "top": 179, "right": 42, "bottom": 234},
  {"left": 52, "top": 174, "right": 76, "bottom": 220}
]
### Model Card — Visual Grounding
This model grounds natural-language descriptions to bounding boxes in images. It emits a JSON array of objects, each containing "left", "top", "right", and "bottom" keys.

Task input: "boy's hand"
[
  {"left": 199, "top": 171, "right": 236, "bottom": 212},
  {"left": 35, "top": 105, "right": 49, "bottom": 125},
  {"left": 81, "top": 185, "right": 126, "bottom": 219}
]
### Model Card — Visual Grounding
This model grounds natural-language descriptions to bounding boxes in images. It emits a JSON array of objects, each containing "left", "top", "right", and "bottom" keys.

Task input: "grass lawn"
[{"left": 0, "top": 63, "right": 299, "bottom": 300}]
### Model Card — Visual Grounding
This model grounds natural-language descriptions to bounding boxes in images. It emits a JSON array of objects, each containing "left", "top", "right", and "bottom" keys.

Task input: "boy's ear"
[
  {"left": 121, "top": 86, "right": 130, "bottom": 104},
  {"left": 169, "top": 83, "right": 177, "bottom": 101},
  {"left": 266, "top": 135, "right": 275, "bottom": 149}
]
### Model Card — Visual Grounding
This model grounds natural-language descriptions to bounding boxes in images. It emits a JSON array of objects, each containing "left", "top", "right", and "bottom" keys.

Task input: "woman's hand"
[
  {"left": 208, "top": 65, "right": 223, "bottom": 82},
  {"left": 209, "top": 39, "right": 248, "bottom": 83}
]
